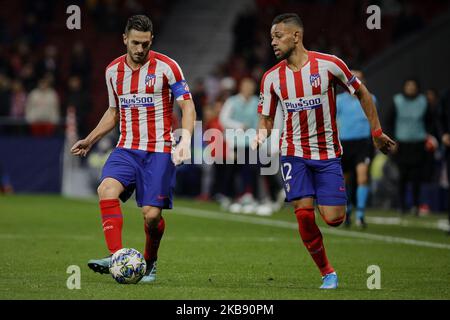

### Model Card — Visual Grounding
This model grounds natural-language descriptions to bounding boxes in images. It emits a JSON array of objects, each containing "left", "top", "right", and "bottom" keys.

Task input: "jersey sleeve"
[
  {"left": 257, "top": 72, "right": 278, "bottom": 118},
  {"left": 163, "top": 58, "right": 192, "bottom": 101},
  {"left": 105, "top": 68, "right": 118, "bottom": 108},
  {"left": 328, "top": 55, "right": 361, "bottom": 94}
]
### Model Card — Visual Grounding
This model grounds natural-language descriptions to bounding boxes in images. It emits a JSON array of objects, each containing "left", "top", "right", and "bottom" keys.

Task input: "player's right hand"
[{"left": 71, "top": 139, "right": 92, "bottom": 157}]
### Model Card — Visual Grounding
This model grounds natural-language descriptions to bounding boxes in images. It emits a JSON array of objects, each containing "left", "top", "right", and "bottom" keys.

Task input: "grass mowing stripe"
[{"left": 174, "top": 206, "right": 450, "bottom": 250}]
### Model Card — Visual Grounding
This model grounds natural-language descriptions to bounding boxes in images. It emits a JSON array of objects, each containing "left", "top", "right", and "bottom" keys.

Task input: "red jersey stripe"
[
  {"left": 116, "top": 61, "right": 125, "bottom": 95},
  {"left": 162, "top": 74, "right": 172, "bottom": 153},
  {"left": 268, "top": 83, "right": 277, "bottom": 118},
  {"left": 293, "top": 69, "right": 311, "bottom": 158},
  {"left": 130, "top": 70, "right": 140, "bottom": 94},
  {"left": 130, "top": 69, "right": 141, "bottom": 149},
  {"left": 131, "top": 108, "right": 140, "bottom": 149},
  {"left": 118, "top": 108, "right": 126, "bottom": 148}
]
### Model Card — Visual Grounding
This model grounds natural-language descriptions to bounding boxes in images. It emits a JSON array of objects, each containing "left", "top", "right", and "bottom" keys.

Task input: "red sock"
[
  {"left": 144, "top": 217, "right": 165, "bottom": 262},
  {"left": 99, "top": 199, "right": 123, "bottom": 254},
  {"left": 295, "top": 207, "right": 334, "bottom": 276}
]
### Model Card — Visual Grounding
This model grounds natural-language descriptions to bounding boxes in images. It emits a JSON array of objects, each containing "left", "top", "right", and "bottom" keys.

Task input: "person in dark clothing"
[
  {"left": 65, "top": 75, "right": 90, "bottom": 138},
  {"left": 438, "top": 89, "right": 450, "bottom": 234},
  {"left": 387, "top": 78, "right": 434, "bottom": 215}
]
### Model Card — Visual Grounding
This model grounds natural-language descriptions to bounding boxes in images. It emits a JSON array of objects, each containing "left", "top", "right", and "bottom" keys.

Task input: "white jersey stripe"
[{"left": 123, "top": 108, "right": 133, "bottom": 149}]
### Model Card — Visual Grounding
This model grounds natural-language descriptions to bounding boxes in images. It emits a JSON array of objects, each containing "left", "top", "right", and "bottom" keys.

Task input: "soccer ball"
[{"left": 109, "top": 248, "right": 147, "bottom": 284}]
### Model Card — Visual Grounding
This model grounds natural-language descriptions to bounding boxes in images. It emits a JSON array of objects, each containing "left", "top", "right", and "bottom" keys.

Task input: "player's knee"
[
  {"left": 142, "top": 206, "right": 161, "bottom": 226},
  {"left": 357, "top": 176, "right": 369, "bottom": 185},
  {"left": 322, "top": 212, "right": 345, "bottom": 227},
  {"left": 97, "top": 182, "right": 118, "bottom": 199}
]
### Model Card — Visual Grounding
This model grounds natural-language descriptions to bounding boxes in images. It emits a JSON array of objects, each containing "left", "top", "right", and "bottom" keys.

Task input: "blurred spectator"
[
  {"left": 24, "top": 0, "right": 56, "bottom": 24},
  {"left": 9, "top": 80, "right": 27, "bottom": 119},
  {"left": 87, "top": 137, "right": 114, "bottom": 191},
  {"left": 191, "top": 78, "right": 207, "bottom": 121},
  {"left": 197, "top": 102, "right": 226, "bottom": 201},
  {"left": 219, "top": 76, "right": 237, "bottom": 101},
  {"left": 204, "top": 65, "right": 225, "bottom": 104},
  {"left": 232, "top": 6, "right": 257, "bottom": 57},
  {"left": 423, "top": 88, "right": 441, "bottom": 182},
  {"left": 66, "top": 75, "right": 90, "bottom": 138},
  {"left": 124, "top": 0, "right": 144, "bottom": 15},
  {"left": 0, "top": 73, "right": 11, "bottom": 117},
  {"left": 25, "top": 75, "right": 60, "bottom": 136},
  {"left": 0, "top": 47, "right": 12, "bottom": 76},
  {"left": 19, "top": 62, "right": 37, "bottom": 92},
  {"left": 439, "top": 88, "right": 450, "bottom": 234},
  {"left": 219, "top": 77, "right": 259, "bottom": 211},
  {"left": 0, "top": 162, "right": 14, "bottom": 194},
  {"left": 0, "top": 18, "right": 11, "bottom": 46},
  {"left": 93, "top": 0, "right": 122, "bottom": 33},
  {"left": 393, "top": 3, "right": 425, "bottom": 41},
  {"left": 21, "top": 13, "right": 44, "bottom": 45},
  {"left": 387, "top": 78, "right": 433, "bottom": 215},
  {"left": 36, "top": 45, "right": 60, "bottom": 83},
  {"left": 70, "top": 41, "right": 92, "bottom": 88},
  {"left": 10, "top": 41, "right": 31, "bottom": 77}
]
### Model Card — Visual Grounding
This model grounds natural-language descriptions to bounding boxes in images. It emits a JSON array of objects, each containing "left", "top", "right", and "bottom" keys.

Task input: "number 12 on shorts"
[{"left": 281, "top": 162, "right": 292, "bottom": 181}]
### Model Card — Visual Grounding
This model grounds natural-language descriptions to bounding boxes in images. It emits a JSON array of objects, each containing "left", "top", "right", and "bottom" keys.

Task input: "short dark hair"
[
  {"left": 124, "top": 15, "right": 153, "bottom": 34},
  {"left": 272, "top": 13, "right": 303, "bottom": 29}
]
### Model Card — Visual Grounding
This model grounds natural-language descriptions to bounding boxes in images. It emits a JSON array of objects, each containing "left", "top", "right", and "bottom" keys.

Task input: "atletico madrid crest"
[
  {"left": 310, "top": 73, "right": 321, "bottom": 88},
  {"left": 145, "top": 74, "right": 156, "bottom": 87}
]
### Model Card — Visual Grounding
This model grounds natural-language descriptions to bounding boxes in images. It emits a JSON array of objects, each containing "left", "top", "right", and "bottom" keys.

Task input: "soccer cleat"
[
  {"left": 87, "top": 256, "right": 112, "bottom": 274},
  {"left": 140, "top": 261, "right": 157, "bottom": 283},
  {"left": 359, "top": 218, "right": 367, "bottom": 229},
  {"left": 344, "top": 214, "right": 351, "bottom": 228},
  {"left": 356, "top": 217, "right": 367, "bottom": 229},
  {"left": 320, "top": 272, "right": 338, "bottom": 289}
]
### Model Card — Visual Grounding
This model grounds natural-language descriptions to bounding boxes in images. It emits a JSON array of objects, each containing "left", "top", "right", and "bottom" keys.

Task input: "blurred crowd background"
[{"left": 1, "top": 0, "right": 450, "bottom": 219}]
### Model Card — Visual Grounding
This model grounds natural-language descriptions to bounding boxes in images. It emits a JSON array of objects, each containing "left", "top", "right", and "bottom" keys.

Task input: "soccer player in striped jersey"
[
  {"left": 71, "top": 15, "right": 196, "bottom": 283},
  {"left": 252, "top": 13, "right": 396, "bottom": 289}
]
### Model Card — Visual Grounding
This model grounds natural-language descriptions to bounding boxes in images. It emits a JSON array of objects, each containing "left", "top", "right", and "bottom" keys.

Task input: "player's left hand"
[
  {"left": 250, "top": 130, "right": 267, "bottom": 151},
  {"left": 172, "top": 139, "right": 191, "bottom": 166},
  {"left": 373, "top": 133, "right": 396, "bottom": 155}
]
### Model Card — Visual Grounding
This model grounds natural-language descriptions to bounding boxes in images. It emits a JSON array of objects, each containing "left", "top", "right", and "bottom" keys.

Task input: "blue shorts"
[
  {"left": 280, "top": 156, "right": 347, "bottom": 206},
  {"left": 101, "top": 148, "right": 176, "bottom": 209}
]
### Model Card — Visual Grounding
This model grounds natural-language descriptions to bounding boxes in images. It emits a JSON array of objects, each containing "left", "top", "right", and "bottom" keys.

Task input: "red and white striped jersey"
[
  {"left": 258, "top": 51, "right": 361, "bottom": 160},
  {"left": 105, "top": 50, "right": 192, "bottom": 153}
]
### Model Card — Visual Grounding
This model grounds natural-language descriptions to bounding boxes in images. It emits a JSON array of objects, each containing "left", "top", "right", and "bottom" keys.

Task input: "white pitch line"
[
  {"left": 366, "top": 216, "right": 450, "bottom": 231},
  {"left": 175, "top": 206, "right": 450, "bottom": 250}
]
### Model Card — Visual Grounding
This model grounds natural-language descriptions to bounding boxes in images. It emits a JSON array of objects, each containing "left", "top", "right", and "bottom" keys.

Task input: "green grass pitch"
[{"left": 0, "top": 195, "right": 449, "bottom": 299}]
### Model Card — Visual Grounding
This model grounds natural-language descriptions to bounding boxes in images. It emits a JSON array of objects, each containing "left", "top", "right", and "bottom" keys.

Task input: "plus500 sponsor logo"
[
  {"left": 284, "top": 96, "right": 322, "bottom": 112},
  {"left": 120, "top": 94, "right": 154, "bottom": 108}
]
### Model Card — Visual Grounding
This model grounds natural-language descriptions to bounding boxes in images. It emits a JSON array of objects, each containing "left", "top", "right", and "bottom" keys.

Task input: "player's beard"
[
  {"left": 275, "top": 46, "right": 294, "bottom": 61},
  {"left": 129, "top": 49, "right": 149, "bottom": 65}
]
